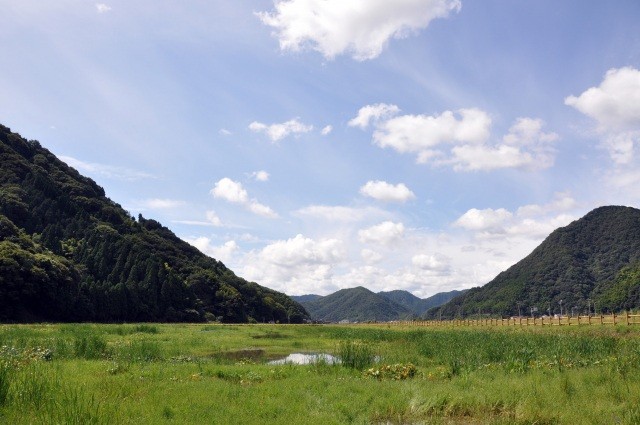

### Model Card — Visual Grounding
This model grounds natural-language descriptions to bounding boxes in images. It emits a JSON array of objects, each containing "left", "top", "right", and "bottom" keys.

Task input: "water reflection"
[{"left": 268, "top": 353, "right": 340, "bottom": 365}]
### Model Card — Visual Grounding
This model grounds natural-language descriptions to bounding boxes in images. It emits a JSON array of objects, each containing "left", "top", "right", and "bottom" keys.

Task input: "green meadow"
[{"left": 1, "top": 323, "right": 640, "bottom": 424}]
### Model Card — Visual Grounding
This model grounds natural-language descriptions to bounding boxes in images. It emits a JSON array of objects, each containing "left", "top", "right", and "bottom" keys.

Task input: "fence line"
[{"left": 390, "top": 313, "right": 640, "bottom": 327}]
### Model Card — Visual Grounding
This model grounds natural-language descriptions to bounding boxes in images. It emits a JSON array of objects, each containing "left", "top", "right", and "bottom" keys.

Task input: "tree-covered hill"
[
  {"left": 301, "top": 286, "right": 414, "bottom": 322},
  {"left": 0, "top": 124, "right": 308, "bottom": 323},
  {"left": 427, "top": 206, "right": 640, "bottom": 319},
  {"left": 378, "top": 289, "right": 467, "bottom": 316}
]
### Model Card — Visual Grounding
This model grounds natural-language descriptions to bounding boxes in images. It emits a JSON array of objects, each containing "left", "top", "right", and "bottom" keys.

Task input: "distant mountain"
[
  {"left": 290, "top": 294, "right": 322, "bottom": 303},
  {"left": 427, "top": 206, "right": 640, "bottom": 319},
  {"left": 0, "top": 123, "right": 308, "bottom": 323},
  {"left": 301, "top": 287, "right": 413, "bottom": 322},
  {"left": 378, "top": 289, "right": 467, "bottom": 316}
]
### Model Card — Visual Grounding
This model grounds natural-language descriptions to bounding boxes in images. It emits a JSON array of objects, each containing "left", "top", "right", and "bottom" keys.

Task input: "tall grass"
[
  {"left": 1, "top": 323, "right": 639, "bottom": 424},
  {"left": 336, "top": 340, "right": 376, "bottom": 370}
]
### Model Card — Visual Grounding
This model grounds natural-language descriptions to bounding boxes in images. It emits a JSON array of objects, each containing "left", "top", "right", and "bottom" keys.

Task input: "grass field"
[{"left": 1, "top": 323, "right": 639, "bottom": 424}]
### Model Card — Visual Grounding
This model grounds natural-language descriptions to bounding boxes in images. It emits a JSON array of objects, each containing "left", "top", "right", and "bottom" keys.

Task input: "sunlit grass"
[{"left": 1, "top": 323, "right": 639, "bottom": 424}]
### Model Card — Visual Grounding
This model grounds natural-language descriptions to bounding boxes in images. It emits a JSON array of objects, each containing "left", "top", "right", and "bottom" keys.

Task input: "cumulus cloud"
[
  {"left": 249, "top": 118, "right": 313, "bottom": 142},
  {"left": 257, "top": 0, "right": 461, "bottom": 61},
  {"left": 352, "top": 105, "right": 558, "bottom": 171},
  {"left": 359, "top": 180, "right": 416, "bottom": 203},
  {"left": 411, "top": 253, "right": 450, "bottom": 272},
  {"left": 239, "top": 234, "right": 345, "bottom": 294},
  {"left": 454, "top": 198, "right": 578, "bottom": 240},
  {"left": 565, "top": 67, "right": 640, "bottom": 131},
  {"left": 348, "top": 103, "right": 400, "bottom": 129},
  {"left": 566, "top": 67, "right": 640, "bottom": 166},
  {"left": 211, "top": 178, "right": 278, "bottom": 218},
  {"left": 358, "top": 221, "right": 405, "bottom": 245},
  {"left": 321, "top": 125, "right": 333, "bottom": 136},
  {"left": 454, "top": 208, "right": 513, "bottom": 232}
]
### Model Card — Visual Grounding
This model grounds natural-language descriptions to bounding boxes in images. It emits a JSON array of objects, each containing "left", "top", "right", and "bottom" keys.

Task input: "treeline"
[
  {"left": 427, "top": 206, "right": 640, "bottom": 319},
  {"left": 0, "top": 124, "right": 308, "bottom": 323}
]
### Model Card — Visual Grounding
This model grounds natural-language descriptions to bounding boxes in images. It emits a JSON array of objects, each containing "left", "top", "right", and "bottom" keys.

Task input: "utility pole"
[{"left": 559, "top": 299, "right": 563, "bottom": 317}]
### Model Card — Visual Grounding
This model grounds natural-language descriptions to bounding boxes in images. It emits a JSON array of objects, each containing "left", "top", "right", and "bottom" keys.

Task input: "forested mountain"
[
  {"left": 296, "top": 288, "right": 467, "bottom": 322},
  {"left": 300, "top": 287, "right": 413, "bottom": 322},
  {"left": 0, "top": 124, "right": 308, "bottom": 323},
  {"left": 378, "top": 289, "right": 467, "bottom": 316},
  {"left": 427, "top": 206, "right": 640, "bottom": 319}
]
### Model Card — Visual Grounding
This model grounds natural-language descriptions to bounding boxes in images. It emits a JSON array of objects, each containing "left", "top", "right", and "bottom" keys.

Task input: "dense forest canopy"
[{"left": 0, "top": 124, "right": 309, "bottom": 323}]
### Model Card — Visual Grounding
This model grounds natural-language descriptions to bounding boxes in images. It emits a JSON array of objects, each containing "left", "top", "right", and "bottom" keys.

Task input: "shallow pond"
[{"left": 268, "top": 353, "right": 340, "bottom": 365}]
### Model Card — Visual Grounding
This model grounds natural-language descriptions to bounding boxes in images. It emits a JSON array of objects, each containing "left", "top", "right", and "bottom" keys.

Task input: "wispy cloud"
[{"left": 60, "top": 156, "right": 155, "bottom": 181}]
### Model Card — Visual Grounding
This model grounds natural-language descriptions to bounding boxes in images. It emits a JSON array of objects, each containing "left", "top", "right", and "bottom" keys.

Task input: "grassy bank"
[{"left": 1, "top": 323, "right": 639, "bottom": 424}]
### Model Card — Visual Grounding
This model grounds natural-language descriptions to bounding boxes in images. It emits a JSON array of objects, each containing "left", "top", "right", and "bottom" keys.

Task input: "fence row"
[{"left": 392, "top": 313, "right": 640, "bottom": 327}]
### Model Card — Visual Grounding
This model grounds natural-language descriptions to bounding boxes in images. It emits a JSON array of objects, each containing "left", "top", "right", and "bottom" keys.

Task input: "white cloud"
[
  {"left": 411, "top": 253, "right": 450, "bottom": 272},
  {"left": 359, "top": 180, "right": 416, "bottom": 203},
  {"left": 60, "top": 156, "right": 155, "bottom": 181},
  {"left": 361, "top": 249, "right": 383, "bottom": 264},
  {"left": 516, "top": 192, "right": 577, "bottom": 218},
  {"left": 353, "top": 106, "right": 557, "bottom": 171},
  {"left": 566, "top": 67, "right": 640, "bottom": 168},
  {"left": 373, "top": 108, "right": 491, "bottom": 153},
  {"left": 185, "top": 237, "right": 238, "bottom": 263},
  {"left": 445, "top": 117, "right": 558, "bottom": 171},
  {"left": 211, "top": 177, "right": 249, "bottom": 203},
  {"left": 249, "top": 118, "right": 313, "bottom": 142},
  {"left": 294, "top": 205, "right": 385, "bottom": 222},
  {"left": 95, "top": 3, "right": 111, "bottom": 13},
  {"left": 211, "top": 178, "right": 278, "bottom": 218},
  {"left": 454, "top": 208, "right": 513, "bottom": 232},
  {"left": 503, "top": 117, "right": 559, "bottom": 146},
  {"left": 349, "top": 103, "right": 400, "bottom": 129},
  {"left": 565, "top": 67, "right": 640, "bottom": 131},
  {"left": 139, "top": 198, "right": 185, "bottom": 210},
  {"left": 358, "top": 221, "right": 405, "bottom": 245},
  {"left": 321, "top": 125, "right": 333, "bottom": 136},
  {"left": 240, "top": 234, "right": 345, "bottom": 294},
  {"left": 250, "top": 170, "right": 270, "bottom": 182},
  {"left": 219, "top": 128, "right": 232, "bottom": 136},
  {"left": 257, "top": 0, "right": 461, "bottom": 61}
]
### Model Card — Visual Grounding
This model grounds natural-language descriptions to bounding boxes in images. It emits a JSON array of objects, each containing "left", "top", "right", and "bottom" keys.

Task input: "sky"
[{"left": 2, "top": 0, "right": 640, "bottom": 298}]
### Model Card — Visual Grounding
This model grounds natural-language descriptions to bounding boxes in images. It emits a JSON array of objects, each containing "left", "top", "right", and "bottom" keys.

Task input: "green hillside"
[
  {"left": 378, "top": 289, "right": 467, "bottom": 316},
  {"left": 428, "top": 206, "right": 640, "bottom": 319},
  {"left": 0, "top": 124, "right": 308, "bottom": 323},
  {"left": 301, "top": 286, "right": 413, "bottom": 322}
]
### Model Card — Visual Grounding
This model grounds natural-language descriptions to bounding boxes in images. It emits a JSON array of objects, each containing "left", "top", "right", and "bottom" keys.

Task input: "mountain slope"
[
  {"left": 301, "top": 287, "right": 413, "bottom": 322},
  {"left": 0, "top": 124, "right": 308, "bottom": 323},
  {"left": 378, "top": 289, "right": 467, "bottom": 316},
  {"left": 428, "top": 206, "right": 640, "bottom": 319}
]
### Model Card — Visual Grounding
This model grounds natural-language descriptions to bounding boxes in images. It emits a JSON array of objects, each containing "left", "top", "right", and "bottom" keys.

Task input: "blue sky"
[{"left": 2, "top": 0, "right": 640, "bottom": 297}]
